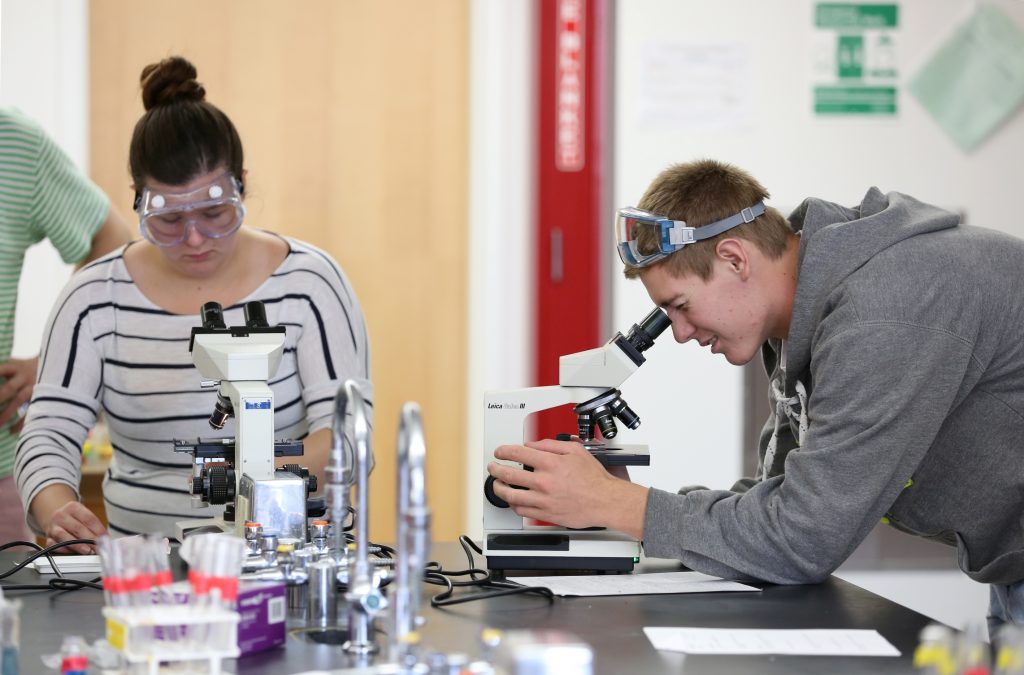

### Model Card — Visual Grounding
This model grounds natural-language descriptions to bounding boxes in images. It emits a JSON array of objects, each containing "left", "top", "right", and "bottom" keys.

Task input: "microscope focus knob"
[
  {"left": 483, "top": 476, "right": 510, "bottom": 509},
  {"left": 207, "top": 465, "right": 235, "bottom": 504}
]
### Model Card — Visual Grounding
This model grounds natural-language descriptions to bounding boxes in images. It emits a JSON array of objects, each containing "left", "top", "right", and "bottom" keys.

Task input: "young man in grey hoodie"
[{"left": 487, "top": 158, "right": 1024, "bottom": 632}]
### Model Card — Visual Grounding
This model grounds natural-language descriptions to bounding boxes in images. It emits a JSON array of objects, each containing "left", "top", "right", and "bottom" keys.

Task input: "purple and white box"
[
  {"left": 235, "top": 581, "right": 287, "bottom": 654},
  {"left": 155, "top": 580, "right": 287, "bottom": 655}
]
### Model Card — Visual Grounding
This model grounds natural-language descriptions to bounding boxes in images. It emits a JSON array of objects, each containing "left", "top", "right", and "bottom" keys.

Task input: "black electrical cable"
[
  {"left": 0, "top": 538, "right": 100, "bottom": 594},
  {"left": 0, "top": 540, "right": 44, "bottom": 553},
  {"left": 0, "top": 539, "right": 70, "bottom": 581},
  {"left": 423, "top": 535, "right": 554, "bottom": 608},
  {"left": 5, "top": 576, "right": 104, "bottom": 592},
  {"left": 47, "top": 576, "right": 103, "bottom": 592},
  {"left": 0, "top": 538, "right": 96, "bottom": 579},
  {"left": 341, "top": 506, "right": 356, "bottom": 532}
]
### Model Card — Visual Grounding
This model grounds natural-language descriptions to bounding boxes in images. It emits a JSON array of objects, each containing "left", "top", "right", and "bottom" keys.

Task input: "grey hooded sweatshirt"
[{"left": 642, "top": 187, "right": 1024, "bottom": 586}]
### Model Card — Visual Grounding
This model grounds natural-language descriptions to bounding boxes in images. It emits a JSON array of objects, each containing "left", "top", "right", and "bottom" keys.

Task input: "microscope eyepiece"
[
  {"left": 626, "top": 308, "right": 671, "bottom": 353},
  {"left": 640, "top": 307, "right": 672, "bottom": 338},
  {"left": 244, "top": 300, "right": 270, "bottom": 328},
  {"left": 201, "top": 301, "right": 227, "bottom": 330}
]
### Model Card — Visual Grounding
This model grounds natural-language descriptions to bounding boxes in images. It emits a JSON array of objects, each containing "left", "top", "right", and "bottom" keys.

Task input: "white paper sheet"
[
  {"left": 510, "top": 571, "right": 760, "bottom": 597},
  {"left": 643, "top": 627, "right": 900, "bottom": 657},
  {"left": 634, "top": 42, "right": 753, "bottom": 131},
  {"left": 28, "top": 554, "right": 102, "bottom": 575}
]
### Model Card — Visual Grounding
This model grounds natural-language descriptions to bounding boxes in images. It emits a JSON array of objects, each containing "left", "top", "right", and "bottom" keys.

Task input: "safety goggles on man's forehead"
[
  {"left": 615, "top": 201, "right": 766, "bottom": 269},
  {"left": 135, "top": 172, "right": 246, "bottom": 248}
]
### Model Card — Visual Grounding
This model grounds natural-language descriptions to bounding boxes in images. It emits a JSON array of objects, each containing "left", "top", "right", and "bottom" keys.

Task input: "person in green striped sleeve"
[{"left": 0, "top": 107, "right": 130, "bottom": 546}]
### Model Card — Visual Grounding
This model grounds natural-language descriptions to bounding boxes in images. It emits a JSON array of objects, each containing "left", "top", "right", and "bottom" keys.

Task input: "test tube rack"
[{"left": 102, "top": 605, "right": 240, "bottom": 675}]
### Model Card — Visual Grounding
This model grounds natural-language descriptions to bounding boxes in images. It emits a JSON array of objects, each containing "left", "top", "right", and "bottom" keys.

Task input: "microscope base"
[
  {"left": 175, "top": 517, "right": 232, "bottom": 541},
  {"left": 487, "top": 553, "right": 635, "bottom": 573},
  {"left": 483, "top": 530, "right": 641, "bottom": 573}
]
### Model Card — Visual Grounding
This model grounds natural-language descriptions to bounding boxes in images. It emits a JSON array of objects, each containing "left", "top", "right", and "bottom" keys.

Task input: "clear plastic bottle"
[
  {"left": 994, "top": 624, "right": 1024, "bottom": 675},
  {"left": 913, "top": 623, "right": 957, "bottom": 675},
  {"left": 0, "top": 586, "right": 20, "bottom": 675},
  {"left": 58, "top": 635, "right": 88, "bottom": 675},
  {"left": 958, "top": 621, "right": 993, "bottom": 675}
]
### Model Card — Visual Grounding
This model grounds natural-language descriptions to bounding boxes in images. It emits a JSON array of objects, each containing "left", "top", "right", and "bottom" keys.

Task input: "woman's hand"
[
  {"left": 0, "top": 355, "right": 38, "bottom": 433},
  {"left": 45, "top": 502, "right": 107, "bottom": 554},
  {"left": 30, "top": 484, "right": 107, "bottom": 554}
]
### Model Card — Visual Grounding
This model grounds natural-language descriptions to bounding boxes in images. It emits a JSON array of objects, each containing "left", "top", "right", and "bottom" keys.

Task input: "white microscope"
[
  {"left": 175, "top": 301, "right": 315, "bottom": 543},
  {"left": 482, "top": 308, "right": 671, "bottom": 572}
]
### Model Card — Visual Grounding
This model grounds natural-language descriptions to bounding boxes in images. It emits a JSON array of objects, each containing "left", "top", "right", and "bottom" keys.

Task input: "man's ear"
[{"left": 715, "top": 238, "right": 750, "bottom": 280}]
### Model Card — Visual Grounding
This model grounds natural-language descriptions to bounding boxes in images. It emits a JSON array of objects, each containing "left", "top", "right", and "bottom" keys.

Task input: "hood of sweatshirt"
[{"left": 784, "top": 188, "right": 960, "bottom": 390}]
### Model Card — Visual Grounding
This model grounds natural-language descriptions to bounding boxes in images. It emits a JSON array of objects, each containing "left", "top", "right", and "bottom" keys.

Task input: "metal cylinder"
[
  {"left": 260, "top": 533, "right": 279, "bottom": 565},
  {"left": 308, "top": 558, "right": 338, "bottom": 628},
  {"left": 287, "top": 548, "right": 314, "bottom": 616},
  {"left": 244, "top": 522, "right": 263, "bottom": 556}
]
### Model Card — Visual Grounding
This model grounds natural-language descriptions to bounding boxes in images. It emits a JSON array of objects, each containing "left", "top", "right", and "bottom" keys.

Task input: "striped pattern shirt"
[
  {"left": 15, "top": 236, "right": 372, "bottom": 539},
  {"left": 0, "top": 107, "right": 108, "bottom": 478}
]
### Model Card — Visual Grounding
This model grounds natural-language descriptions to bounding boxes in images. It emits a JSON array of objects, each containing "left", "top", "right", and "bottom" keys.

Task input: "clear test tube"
[
  {"left": 186, "top": 534, "right": 219, "bottom": 650},
  {"left": 97, "top": 535, "right": 118, "bottom": 607},
  {"left": 214, "top": 535, "right": 245, "bottom": 609},
  {"left": 147, "top": 535, "right": 177, "bottom": 643},
  {"left": 116, "top": 536, "right": 150, "bottom": 609}
]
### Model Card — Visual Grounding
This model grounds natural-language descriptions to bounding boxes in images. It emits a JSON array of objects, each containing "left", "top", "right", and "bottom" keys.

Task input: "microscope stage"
[{"left": 585, "top": 443, "right": 650, "bottom": 467}]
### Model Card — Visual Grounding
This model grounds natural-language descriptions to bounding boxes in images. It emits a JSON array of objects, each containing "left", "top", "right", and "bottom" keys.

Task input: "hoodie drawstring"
[{"left": 763, "top": 379, "right": 808, "bottom": 481}]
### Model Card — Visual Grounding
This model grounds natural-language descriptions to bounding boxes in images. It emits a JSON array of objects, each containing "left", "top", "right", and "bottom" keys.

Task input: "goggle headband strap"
[{"left": 662, "top": 201, "right": 767, "bottom": 248}]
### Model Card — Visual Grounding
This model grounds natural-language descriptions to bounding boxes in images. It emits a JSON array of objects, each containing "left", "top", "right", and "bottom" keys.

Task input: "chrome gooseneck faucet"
[
  {"left": 338, "top": 380, "right": 386, "bottom": 656},
  {"left": 391, "top": 402, "right": 431, "bottom": 663},
  {"left": 328, "top": 383, "right": 358, "bottom": 565}
]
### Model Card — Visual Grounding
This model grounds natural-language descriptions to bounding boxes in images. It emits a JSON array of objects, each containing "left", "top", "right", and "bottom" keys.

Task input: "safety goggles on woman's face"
[
  {"left": 135, "top": 172, "right": 246, "bottom": 247},
  {"left": 615, "top": 201, "right": 766, "bottom": 269}
]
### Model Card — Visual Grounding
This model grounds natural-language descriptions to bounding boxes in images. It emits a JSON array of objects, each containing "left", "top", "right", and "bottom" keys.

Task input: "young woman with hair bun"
[{"left": 15, "top": 55, "right": 371, "bottom": 550}]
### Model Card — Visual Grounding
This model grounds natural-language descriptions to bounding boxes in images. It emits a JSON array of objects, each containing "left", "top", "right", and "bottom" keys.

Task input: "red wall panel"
[{"left": 533, "top": 0, "right": 610, "bottom": 440}]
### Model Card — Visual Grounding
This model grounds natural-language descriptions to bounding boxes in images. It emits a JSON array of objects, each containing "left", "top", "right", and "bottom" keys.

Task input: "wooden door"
[{"left": 89, "top": 0, "right": 469, "bottom": 541}]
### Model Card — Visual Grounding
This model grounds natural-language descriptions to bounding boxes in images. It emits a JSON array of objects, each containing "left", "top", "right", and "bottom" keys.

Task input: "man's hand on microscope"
[{"left": 488, "top": 438, "right": 648, "bottom": 539}]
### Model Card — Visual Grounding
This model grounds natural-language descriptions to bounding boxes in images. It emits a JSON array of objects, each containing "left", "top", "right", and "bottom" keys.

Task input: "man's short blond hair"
[{"left": 623, "top": 159, "right": 793, "bottom": 280}]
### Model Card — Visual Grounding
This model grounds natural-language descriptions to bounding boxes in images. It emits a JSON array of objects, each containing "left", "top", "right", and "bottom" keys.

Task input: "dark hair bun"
[{"left": 140, "top": 56, "right": 206, "bottom": 111}]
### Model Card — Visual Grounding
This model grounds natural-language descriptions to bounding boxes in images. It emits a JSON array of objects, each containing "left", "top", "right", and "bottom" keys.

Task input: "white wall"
[
  {"left": 0, "top": 0, "right": 91, "bottom": 357},
  {"left": 611, "top": 0, "right": 1024, "bottom": 497},
  {"left": 464, "top": 0, "right": 535, "bottom": 536}
]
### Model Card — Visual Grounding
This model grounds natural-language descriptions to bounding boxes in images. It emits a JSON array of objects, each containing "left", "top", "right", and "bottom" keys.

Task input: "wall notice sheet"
[
  {"left": 644, "top": 627, "right": 900, "bottom": 657},
  {"left": 509, "top": 571, "right": 759, "bottom": 597}
]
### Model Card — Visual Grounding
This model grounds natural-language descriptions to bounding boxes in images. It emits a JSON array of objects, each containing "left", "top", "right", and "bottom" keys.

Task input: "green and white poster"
[
  {"left": 908, "top": 5, "right": 1024, "bottom": 152},
  {"left": 813, "top": 3, "right": 899, "bottom": 115}
]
